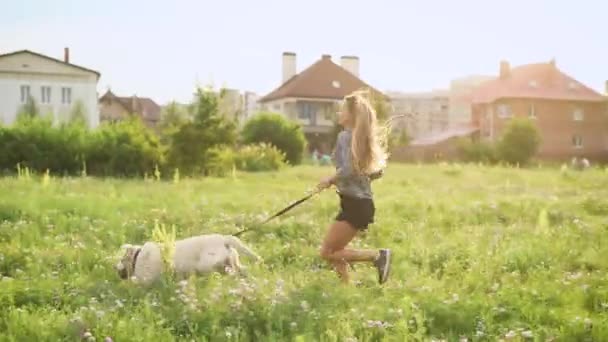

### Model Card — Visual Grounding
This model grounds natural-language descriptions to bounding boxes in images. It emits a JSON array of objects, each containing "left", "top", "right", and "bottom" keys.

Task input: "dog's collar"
[{"left": 131, "top": 247, "right": 142, "bottom": 273}]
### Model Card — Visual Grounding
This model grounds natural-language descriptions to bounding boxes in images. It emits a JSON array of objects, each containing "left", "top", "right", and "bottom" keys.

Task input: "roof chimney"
[
  {"left": 340, "top": 56, "right": 360, "bottom": 77},
  {"left": 549, "top": 58, "right": 556, "bottom": 69},
  {"left": 499, "top": 60, "right": 510, "bottom": 79},
  {"left": 321, "top": 54, "right": 332, "bottom": 60},
  {"left": 282, "top": 52, "right": 296, "bottom": 84},
  {"left": 64, "top": 47, "right": 70, "bottom": 63}
]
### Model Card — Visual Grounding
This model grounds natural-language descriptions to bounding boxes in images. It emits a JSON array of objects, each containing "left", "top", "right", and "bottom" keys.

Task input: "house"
[
  {"left": 98, "top": 90, "right": 161, "bottom": 129},
  {"left": 471, "top": 60, "right": 608, "bottom": 161},
  {"left": 387, "top": 90, "right": 450, "bottom": 140},
  {"left": 0, "top": 48, "right": 100, "bottom": 128},
  {"left": 258, "top": 52, "right": 385, "bottom": 153},
  {"left": 448, "top": 75, "right": 495, "bottom": 128}
]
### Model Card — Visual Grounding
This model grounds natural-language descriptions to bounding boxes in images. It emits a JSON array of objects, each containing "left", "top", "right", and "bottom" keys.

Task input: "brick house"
[
  {"left": 98, "top": 90, "right": 161, "bottom": 129},
  {"left": 471, "top": 60, "right": 608, "bottom": 161},
  {"left": 258, "top": 52, "right": 385, "bottom": 153}
]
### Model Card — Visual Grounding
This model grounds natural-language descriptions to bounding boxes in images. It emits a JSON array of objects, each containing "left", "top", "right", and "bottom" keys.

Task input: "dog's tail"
[{"left": 225, "top": 236, "right": 261, "bottom": 261}]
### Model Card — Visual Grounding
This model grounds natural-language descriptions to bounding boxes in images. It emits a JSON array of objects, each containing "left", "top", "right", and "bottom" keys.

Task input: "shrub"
[
  {"left": 207, "top": 143, "right": 286, "bottom": 176},
  {"left": 0, "top": 116, "right": 162, "bottom": 177},
  {"left": 497, "top": 118, "right": 541, "bottom": 165},
  {"left": 0, "top": 117, "right": 87, "bottom": 175},
  {"left": 86, "top": 118, "right": 163, "bottom": 177},
  {"left": 457, "top": 138, "right": 497, "bottom": 164},
  {"left": 235, "top": 143, "right": 286, "bottom": 172},
  {"left": 240, "top": 113, "right": 305, "bottom": 165}
]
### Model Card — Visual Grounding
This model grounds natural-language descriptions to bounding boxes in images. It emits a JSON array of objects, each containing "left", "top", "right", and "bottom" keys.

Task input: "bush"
[
  {"left": 458, "top": 138, "right": 497, "bottom": 164},
  {"left": 207, "top": 143, "right": 286, "bottom": 176},
  {"left": 497, "top": 118, "right": 541, "bottom": 165},
  {"left": 240, "top": 113, "right": 306, "bottom": 165},
  {"left": 0, "top": 117, "right": 87, "bottom": 175},
  {"left": 235, "top": 143, "right": 286, "bottom": 172},
  {"left": 86, "top": 118, "right": 163, "bottom": 177},
  {"left": 0, "top": 117, "right": 162, "bottom": 177}
]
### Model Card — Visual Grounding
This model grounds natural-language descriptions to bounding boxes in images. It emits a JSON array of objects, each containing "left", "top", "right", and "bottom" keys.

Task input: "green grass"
[{"left": 1, "top": 163, "right": 608, "bottom": 341}]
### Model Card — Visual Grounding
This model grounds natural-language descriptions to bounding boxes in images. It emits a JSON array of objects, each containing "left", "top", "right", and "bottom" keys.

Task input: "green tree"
[
  {"left": 165, "top": 86, "right": 237, "bottom": 175},
  {"left": 497, "top": 117, "right": 541, "bottom": 165},
  {"left": 159, "top": 101, "right": 189, "bottom": 139},
  {"left": 240, "top": 112, "right": 306, "bottom": 165}
]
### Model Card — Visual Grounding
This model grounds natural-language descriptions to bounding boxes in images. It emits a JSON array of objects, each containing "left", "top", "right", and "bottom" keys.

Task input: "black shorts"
[{"left": 335, "top": 193, "right": 375, "bottom": 230}]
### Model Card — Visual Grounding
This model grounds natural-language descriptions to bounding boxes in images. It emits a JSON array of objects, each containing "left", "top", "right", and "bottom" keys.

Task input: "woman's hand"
[{"left": 317, "top": 175, "right": 335, "bottom": 190}]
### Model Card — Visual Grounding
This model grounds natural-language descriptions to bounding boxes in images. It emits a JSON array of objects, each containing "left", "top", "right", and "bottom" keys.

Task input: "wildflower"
[
  {"left": 300, "top": 300, "right": 310, "bottom": 312},
  {"left": 104, "top": 338, "right": 113, "bottom": 342},
  {"left": 521, "top": 330, "right": 533, "bottom": 338},
  {"left": 584, "top": 318, "right": 592, "bottom": 328},
  {"left": 505, "top": 330, "right": 517, "bottom": 339},
  {"left": 290, "top": 322, "right": 297, "bottom": 329}
]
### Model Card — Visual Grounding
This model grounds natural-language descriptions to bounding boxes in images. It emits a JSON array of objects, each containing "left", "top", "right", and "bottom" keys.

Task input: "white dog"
[{"left": 114, "top": 234, "right": 261, "bottom": 286}]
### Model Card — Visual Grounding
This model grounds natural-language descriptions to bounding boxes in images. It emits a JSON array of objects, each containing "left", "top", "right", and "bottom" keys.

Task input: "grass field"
[{"left": 1, "top": 163, "right": 608, "bottom": 341}]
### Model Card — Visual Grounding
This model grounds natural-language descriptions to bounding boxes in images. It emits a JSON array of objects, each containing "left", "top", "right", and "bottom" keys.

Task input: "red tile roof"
[
  {"left": 259, "top": 55, "right": 384, "bottom": 103},
  {"left": 471, "top": 61, "right": 605, "bottom": 104}
]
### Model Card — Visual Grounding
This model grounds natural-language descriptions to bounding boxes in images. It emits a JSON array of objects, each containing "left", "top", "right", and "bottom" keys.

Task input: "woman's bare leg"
[{"left": 319, "top": 221, "right": 379, "bottom": 283}]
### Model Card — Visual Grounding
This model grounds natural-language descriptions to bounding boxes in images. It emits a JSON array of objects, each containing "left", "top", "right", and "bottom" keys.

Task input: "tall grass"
[{"left": 1, "top": 164, "right": 607, "bottom": 341}]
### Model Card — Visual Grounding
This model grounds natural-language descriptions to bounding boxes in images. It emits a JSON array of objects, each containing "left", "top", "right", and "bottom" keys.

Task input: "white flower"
[
  {"left": 505, "top": 330, "right": 517, "bottom": 339},
  {"left": 521, "top": 330, "right": 533, "bottom": 338},
  {"left": 300, "top": 300, "right": 310, "bottom": 312},
  {"left": 290, "top": 322, "right": 297, "bottom": 329}
]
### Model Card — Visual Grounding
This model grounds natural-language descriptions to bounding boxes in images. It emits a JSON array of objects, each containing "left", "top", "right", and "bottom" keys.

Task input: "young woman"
[{"left": 317, "top": 90, "right": 391, "bottom": 285}]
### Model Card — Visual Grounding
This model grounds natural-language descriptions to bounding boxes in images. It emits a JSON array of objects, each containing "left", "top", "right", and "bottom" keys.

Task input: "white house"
[{"left": 0, "top": 48, "right": 101, "bottom": 128}]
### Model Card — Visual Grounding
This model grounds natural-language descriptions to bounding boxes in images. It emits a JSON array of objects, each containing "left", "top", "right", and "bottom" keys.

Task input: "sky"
[{"left": 1, "top": 0, "right": 606, "bottom": 105}]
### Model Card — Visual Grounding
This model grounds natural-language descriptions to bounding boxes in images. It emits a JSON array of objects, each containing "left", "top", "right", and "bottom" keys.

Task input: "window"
[
  {"left": 323, "top": 106, "right": 335, "bottom": 121},
  {"left": 528, "top": 104, "right": 536, "bottom": 119},
  {"left": 497, "top": 104, "right": 512, "bottom": 118},
  {"left": 572, "top": 135, "right": 583, "bottom": 149},
  {"left": 41, "top": 86, "right": 52, "bottom": 104},
  {"left": 61, "top": 87, "right": 72, "bottom": 104},
  {"left": 20, "top": 85, "right": 30, "bottom": 103},
  {"left": 298, "top": 102, "right": 316, "bottom": 120},
  {"left": 573, "top": 108, "right": 584, "bottom": 121}
]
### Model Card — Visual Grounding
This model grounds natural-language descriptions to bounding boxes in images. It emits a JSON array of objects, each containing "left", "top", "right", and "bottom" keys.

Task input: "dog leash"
[{"left": 233, "top": 187, "right": 324, "bottom": 237}]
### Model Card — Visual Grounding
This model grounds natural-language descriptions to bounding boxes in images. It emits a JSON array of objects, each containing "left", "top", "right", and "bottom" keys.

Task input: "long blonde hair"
[{"left": 342, "top": 89, "right": 389, "bottom": 175}]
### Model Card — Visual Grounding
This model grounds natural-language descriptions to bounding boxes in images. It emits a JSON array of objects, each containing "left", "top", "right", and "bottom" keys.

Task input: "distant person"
[
  {"left": 320, "top": 153, "right": 332, "bottom": 166},
  {"left": 316, "top": 90, "right": 391, "bottom": 285},
  {"left": 312, "top": 149, "right": 319, "bottom": 165}
]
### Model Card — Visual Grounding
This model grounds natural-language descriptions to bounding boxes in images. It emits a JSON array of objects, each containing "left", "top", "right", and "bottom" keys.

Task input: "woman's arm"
[{"left": 318, "top": 132, "right": 351, "bottom": 189}]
